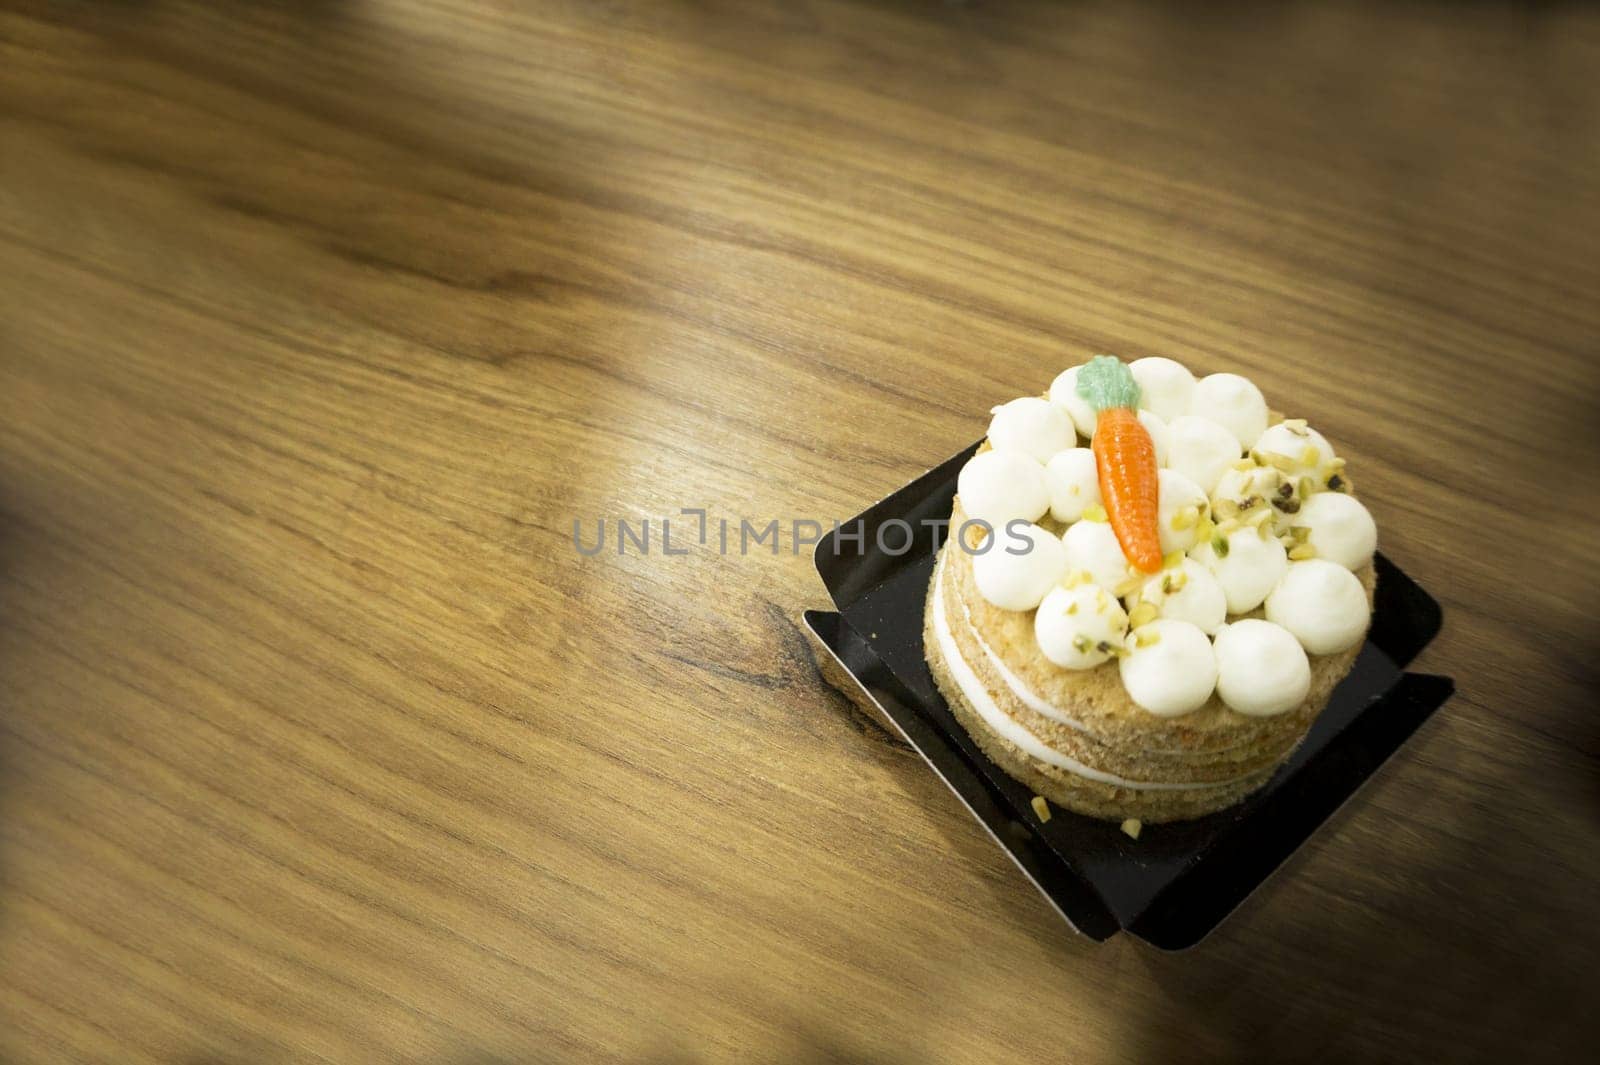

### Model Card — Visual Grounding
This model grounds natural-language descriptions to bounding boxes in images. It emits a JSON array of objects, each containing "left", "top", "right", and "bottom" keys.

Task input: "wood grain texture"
[{"left": 1, "top": 1, "right": 1597, "bottom": 1061}]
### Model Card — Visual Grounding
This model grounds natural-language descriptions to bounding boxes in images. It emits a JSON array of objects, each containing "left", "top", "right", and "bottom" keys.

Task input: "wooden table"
[{"left": 3, "top": 2, "right": 1596, "bottom": 1061}]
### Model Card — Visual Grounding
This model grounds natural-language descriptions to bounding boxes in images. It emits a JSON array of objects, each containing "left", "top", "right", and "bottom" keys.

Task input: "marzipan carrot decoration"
[{"left": 1077, "top": 356, "right": 1162, "bottom": 573}]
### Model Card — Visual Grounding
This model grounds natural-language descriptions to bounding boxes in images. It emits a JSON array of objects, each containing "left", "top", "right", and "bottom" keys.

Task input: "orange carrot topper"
[{"left": 1077, "top": 356, "right": 1162, "bottom": 573}]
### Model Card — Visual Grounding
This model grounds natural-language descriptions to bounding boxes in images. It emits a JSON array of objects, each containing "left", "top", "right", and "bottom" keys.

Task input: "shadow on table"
[
  {"left": 1118, "top": 748, "right": 1600, "bottom": 1063},
  {"left": 0, "top": 496, "right": 34, "bottom": 912}
]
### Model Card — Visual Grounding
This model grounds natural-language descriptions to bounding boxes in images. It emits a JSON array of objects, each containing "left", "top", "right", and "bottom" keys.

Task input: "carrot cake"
[{"left": 923, "top": 356, "right": 1377, "bottom": 823}]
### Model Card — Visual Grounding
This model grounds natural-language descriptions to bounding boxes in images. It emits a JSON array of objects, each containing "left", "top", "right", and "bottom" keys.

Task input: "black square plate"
[{"left": 806, "top": 442, "right": 1453, "bottom": 949}]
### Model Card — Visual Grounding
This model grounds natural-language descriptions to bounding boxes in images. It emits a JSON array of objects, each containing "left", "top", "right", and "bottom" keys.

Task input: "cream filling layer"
[
  {"left": 959, "top": 593, "right": 1093, "bottom": 732},
  {"left": 934, "top": 552, "right": 1254, "bottom": 792},
  {"left": 948, "top": 553, "right": 1258, "bottom": 759}
]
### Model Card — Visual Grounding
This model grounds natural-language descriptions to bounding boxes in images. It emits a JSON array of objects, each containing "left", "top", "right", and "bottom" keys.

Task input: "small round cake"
[{"left": 924, "top": 356, "right": 1376, "bottom": 823}]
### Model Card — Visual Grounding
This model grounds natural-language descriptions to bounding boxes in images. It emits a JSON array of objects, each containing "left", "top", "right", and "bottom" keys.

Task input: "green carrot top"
[{"left": 1075, "top": 355, "right": 1141, "bottom": 413}]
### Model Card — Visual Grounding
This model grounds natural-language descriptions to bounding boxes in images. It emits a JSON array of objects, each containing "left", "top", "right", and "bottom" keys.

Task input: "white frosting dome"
[
  {"left": 1293, "top": 492, "right": 1377, "bottom": 571},
  {"left": 1130, "top": 356, "right": 1196, "bottom": 420},
  {"left": 1035, "top": 584, "right": 1129, "bottom": 670},
  {"left": 1127, "top": 559, "right": 1227, "bottom": 635},
  {"left": 1167, "top": 414, "right": 1243, "bottom": 495},
  {"left": 1254, "top": 421, "right": 1335, "bottom": 478},
  {"left": 987, "top": 396, "right": 1076, "bottom": 464},
  {"left": 1191, "top": 373, "right": 1268, "bottom": 450},
  {"left": 972, "top": 522, "right": 1069, "bottom": 611},
  {"left": 1062, "top": 519, "right": 1131, "bottom": 590},
  {"left": 1138, "top": 409, "right": 1170, "bottom": 466},
  {"left": 1191, "top": 527, "right": 1289, "bottom": 614},
  {"left": 1265, "top": 559, "right": 1370, "bottom": 655},
  {"left": 1213, "top": 619, "right": 1311, "bottom": 716},
  {"left": 1044, "top": 448, "right": 1102, "bottom": 523},
  {"left": 1156, "top": 468, "right": 1208, "bottom": 555},
  {"left": 1048, "top": 365, "right": 1098, "bottom": 438},
  {"left": 957, "top": 449, "right": 1050, "bottom": 528},
  {"left": 1118, "top": 619, "right": 1218, "bottom": 717}
]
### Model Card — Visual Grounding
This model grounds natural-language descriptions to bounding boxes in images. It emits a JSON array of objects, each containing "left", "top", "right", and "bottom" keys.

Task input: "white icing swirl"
[
  {"left": 972, "top": 522, "right": 1068, "bottom": 611},
  {"left": 1139, "top": 409, "right": 1171, "bottom": 467},
  {"left": 957, "top": 449, "right": 1050, "bottom": 528},
  {"left": 1292, "top": 492, "right": 1377, "bottom": 571},
  {"left": 1191, "top": 372, "right": 1268, "bottom": 450},
  {"left": 1213, "top": 619, "right": 1311, "bottom": 716},
  {"left": 1126, "top": 559, "right": 1227, "bottom": 635},
  {"left": 1265, "top": 559, "right": 1369, "bottom": 654},
  {"left": 1035, "top": 584, "right": 1129, "bottom": 670},
  {"left": 987, "top": 396, "right": 1076, "bottom": 463},
  {"left": 1167, "top": 414, "right": 1243, "bottom": 495},
  {"left": 1118, "top": 619, "right": 1218, "bottom": 717},
  {"left": 1191, "top": 527, "right": 1289, "bottom": 614},
  {"left": 1047, "top": 365, "right": 1099, "bottom": 438},
  {"left": 1130, "top": 356, "right": 1196, "bottom": 420},
  {"left": 1156, "top": 467, "right": 1208, "bottom": 555},
  {"left": 1254, "top": 421, "right": 1336, "bottom": 478},
  {"left": 1061, "top": 519, "right": 1131, "bottom": 590},
  {"left": 1044, "top": 447, "right": 1102, "bottom": 523}
]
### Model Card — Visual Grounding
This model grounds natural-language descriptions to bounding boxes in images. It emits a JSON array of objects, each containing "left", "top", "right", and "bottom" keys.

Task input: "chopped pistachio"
[
  {"left": 1261, "top": 451, "right": 1298, "bottom": 473},
  {"left": 1273, "top": 496, "right": 1301, "bottom": 515},
  {"left": 1072, "top": 634, "right": 1094, "bottom": 654},
  {"left": 1231, "top": 457, "right": 1256, "bottom": 471},
  {"left": 1216, "top": 517, "right": 1242, "bottom": 537},
  {"left": 1289, "top": 543, "right": 1318, "bottom": 561},
  {"left": 1031, "top": 795, "right": 1052, "bottom": 822},
  {"left": 1082, "top": 503, "right": 1108, "bottom": 522},
  {"left": 1171, "top": 504, "right": 1199, "bottom": 531},
  {"left": 1113, "top": 573, "right": 1146, "bottom": 598},
  {"left": 1195, "top": 516, "right": 1216, "bottom": 542},
  {"left": 1162, "top": 568, "right": 1188, "bottom": 593},
  {"left": 1212, "top": 531, "right": 1231, "bottom": 557},
  {"left": 1245, "top": 505, "right": 1272, "bottom": 527},
  {"left": 1282, "top": 418, "right": 1309, "bottom": 434},
  {"left": 1327, "top": 473, "right": 1348, "bottom": 493},
  {"left": 1121, "top": 818, "right": 1143, "bottom": 840},
  {"left": 1300, "top": 445, "right": 1321, "bottom": 466},
  {"left": 1289, "top": 525, "right": 1311, "bottom": 542},
  {"left": 1065, "top": 600, "right": 1079, "bottom": 615},
  {"left": 1213, "top": 498, "right": 1240, "bottom": 519},
  {"left": 1162, "top": 550, "right": 1185, "bottom": 570},
  {"left": 1128, "top": 602, "right": 1159, "bottom": 628},
  {"left": 1134, "top": 629, "right": 1161, "bottom": 648},
  {"left": 1297, "top": 475, "right": 1317, "bottom": 500}
]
